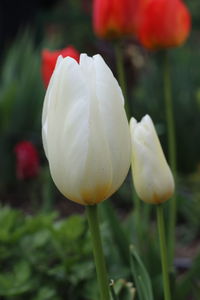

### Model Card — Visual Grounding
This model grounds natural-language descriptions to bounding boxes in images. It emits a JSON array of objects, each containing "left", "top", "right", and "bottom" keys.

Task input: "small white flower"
[{"left": 130, "top": 115, "right": 174, "bottom": 204}]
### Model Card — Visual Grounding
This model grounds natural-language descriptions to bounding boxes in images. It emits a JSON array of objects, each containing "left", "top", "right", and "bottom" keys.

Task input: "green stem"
[
  {"left": 131, "top": 169, "right": 141, "bottom": 221},
  {"left": 86, "top": 205, "right": 110, "bottom": 300},
  {"left": 131, "top": 168, "right": 141, "bottom": 249},
  {"left": 163, "top": 51, "right": 177, "bottom": 173},
  {"left": 114, "top": 43, "right": 130, "bottom": 119},
  {"left": 163, "top": 51, "right": 177, "bottom": 270},
  {"left": 114, "top": 44, "right": 142, "bottom": 247},
  {"left": 157, "top": 205, "right": 171, "bottom": 300}
]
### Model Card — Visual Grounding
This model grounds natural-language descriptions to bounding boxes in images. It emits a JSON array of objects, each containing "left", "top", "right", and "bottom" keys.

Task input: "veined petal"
[
  {"left": 42, "top": 55, "right": 64, "bottom": 158},
  {"left": 93, "top": 54, "right": 124, "bottom": 104},
  {"left": 45, "top": 57, "right": 90, "bottom": 203},
  {"left": 94, "top": 54, "right": 131, "bottom": 194},
  {"left": 79, "top": 94, "right": 113, "bottom": 205},
  {"left": 77, "top": 54, "right": 114, "bottom": 204}
]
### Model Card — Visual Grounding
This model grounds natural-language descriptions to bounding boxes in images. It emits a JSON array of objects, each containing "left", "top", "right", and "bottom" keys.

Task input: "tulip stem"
[
  {"left": 157, "top": 204, "right": 171, "bottom": 300},
  {"left": 131, "top": 167, "right": 141, "bottom": 248},
  {"left": 163, "top": 51, "right": 177, "bottom": 271},
  {"left": 114, "top": 43, "right": 131, "bottom": 119},
  {"left": 115, "top": 43, "right": 141, "bottom": 248},
  {"left": 86, "top": 205, "right": 110, "bottom": 300}
]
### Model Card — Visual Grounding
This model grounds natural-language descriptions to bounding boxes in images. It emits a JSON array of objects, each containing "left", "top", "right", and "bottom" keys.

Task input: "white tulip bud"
[
  {"left": 130, "top": 115, "right": 174, "bottom": 204},
  {"left": 42, "top": 53, "right": 131, "bottom": 205}
]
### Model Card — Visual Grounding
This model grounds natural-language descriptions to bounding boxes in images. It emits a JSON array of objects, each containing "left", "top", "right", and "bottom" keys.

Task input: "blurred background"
[{"left": 0, "top": 0, "right": 200, "bottom": 299}]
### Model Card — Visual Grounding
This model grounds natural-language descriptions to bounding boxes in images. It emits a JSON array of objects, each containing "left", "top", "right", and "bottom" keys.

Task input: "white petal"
[
  {"left": 42, "top": 55, "right": 64, "bottom": 158},
  {"left": 78, "top": 93, "right": 113, "bottom": 204},
  {"left": 94, "top": 54, "right": 131, "bottom": 194},
  {"left": 76, "top": 54, "right": 115, "bottom": 204},
  {"left": 130, "top": 117, "right": 137, "bottom": 134},
  {"left": 45, "top": 57, "right": 90, "bottom": 203},
  {"left": 131, "top": 115, "right": 174, "bottom": 204}
]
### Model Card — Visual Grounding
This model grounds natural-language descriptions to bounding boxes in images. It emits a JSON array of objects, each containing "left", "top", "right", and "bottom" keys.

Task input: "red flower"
[
  {"left": 14, "top": 141, "right": 40, "bottom": 180},
  {"left": 41, "top": 46, "right": 80, "bottom": 88},
  {"left": 93, "top": 0, "right": 148, "bottom": 39},
  {"left": 138, "top": 0, "right": 191, "bottom": 50}
]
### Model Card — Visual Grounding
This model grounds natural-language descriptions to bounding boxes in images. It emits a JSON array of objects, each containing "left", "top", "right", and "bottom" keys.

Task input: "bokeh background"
[{"left": 0, "top": 0, "right": 200, "bottom": 299}]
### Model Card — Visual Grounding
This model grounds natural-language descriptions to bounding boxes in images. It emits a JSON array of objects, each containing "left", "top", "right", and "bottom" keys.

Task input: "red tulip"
[
  {"left": 14, "top": 141, "right": 40, "bottom": 180},
  {"left": 41, "top": 46, "right": 80, "bottom": 88},
  {"left": 138, "top": 0, "right": 191, "bottom": 50},
  {"left": 93, "top": 0, "right": 148, "bottom": 39}
]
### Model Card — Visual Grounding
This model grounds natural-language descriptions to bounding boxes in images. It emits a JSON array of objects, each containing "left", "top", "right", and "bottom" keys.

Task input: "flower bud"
[
  {"left": 130, "top": 115, "right": 174, "bottom": 204},
  {"left": 42, "top": 53, "right": 131, "bottom": 205},
  {"left": 41, "top": 46, "right": 80, "bottom": 88},
  {"left": 138, "top": 0, "right": 191, "bottom": 50},
  {"left": 14, "top": 141, "right": 40, "bottom": 180}
]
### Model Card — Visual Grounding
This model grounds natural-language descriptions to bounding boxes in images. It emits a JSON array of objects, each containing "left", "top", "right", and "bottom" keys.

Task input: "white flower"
[
  {"left": 130, "top": 115, "right": 174, "bottom": 204},
  {"left": 42, "top": 53, "right": 131, "bottom": 205}
]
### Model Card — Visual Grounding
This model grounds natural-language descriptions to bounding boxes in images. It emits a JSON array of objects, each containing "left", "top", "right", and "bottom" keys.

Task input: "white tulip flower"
[
  {"left": 42, "top": 54, "right": 131, "bottom": 205},
  {"left": 130, "top": 115, "right": 174, "bottom": 204}
]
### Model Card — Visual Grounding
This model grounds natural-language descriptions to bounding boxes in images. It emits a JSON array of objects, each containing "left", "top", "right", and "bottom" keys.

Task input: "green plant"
[
  {"left": 0, "top": 206, "right": 95, "bottom": 300},
  {"left": 0, "top": 32, "right": 44, "bottom": 188}
]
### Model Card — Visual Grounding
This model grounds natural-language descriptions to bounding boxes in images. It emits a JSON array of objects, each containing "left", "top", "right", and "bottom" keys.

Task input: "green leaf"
[
  {"left": 0, "top": 260, "right": 35, "bottom": 296},
  {"left": 32, "top": 286, "right": 59, "bottom": 300},
  {"left": 54, "top": 215, "right": 85, "bottom": 240},
  {"left": 100, "top": 201, "right": 130, "bottom": 266},
  {"left": 130, "top": 245, "right": 154, "bottom": 300}
]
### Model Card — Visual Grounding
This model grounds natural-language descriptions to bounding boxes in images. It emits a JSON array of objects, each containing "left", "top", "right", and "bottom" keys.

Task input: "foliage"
[
  {"left": 0, "top": 206, "right": 95, "bottom": 300},
  {"left": 133, "top": 37, "right": 200, "bottom": 173},
  {"left": 130, "top": 245, "right": 154, "bottom": 300},
  {"left": 0, "top": 198, "right": 200, "bottom": 300},
  {"left": 0, "top": 32, "right": 44, "bottom": 188},
  {"left": 0, "top": 205, "right": 138, "bottom": 300}
]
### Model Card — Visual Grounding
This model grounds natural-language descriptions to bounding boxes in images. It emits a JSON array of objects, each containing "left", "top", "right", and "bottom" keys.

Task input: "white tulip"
[
  {"left": 42, "top": 53, "right": 131, "bottom": 205},
  {"left": 130, "top": 115, "right": 174, "bottom": 204}
]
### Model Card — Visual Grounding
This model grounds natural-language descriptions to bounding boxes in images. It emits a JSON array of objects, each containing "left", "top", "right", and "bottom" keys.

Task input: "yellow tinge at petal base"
[
  {"left": 130, "top": 115, "right": 174, "bottom": 204},
  {"left": 42, "top": 53, "right": 131, "bottom": 205}
]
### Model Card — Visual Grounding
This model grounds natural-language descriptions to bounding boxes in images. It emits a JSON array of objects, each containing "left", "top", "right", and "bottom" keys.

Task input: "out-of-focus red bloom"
[
  {"left": 14, "top": 141, "right": 40, "bottom": 180},
  {"left": 138, "top": 0, "right": 191, "bottom": 50},
  {"left": 93, "top": 0, "right": 148, "bottom": 39},
  {"left": 41, "top": 46, "right": 80, "bottom": 88}
]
